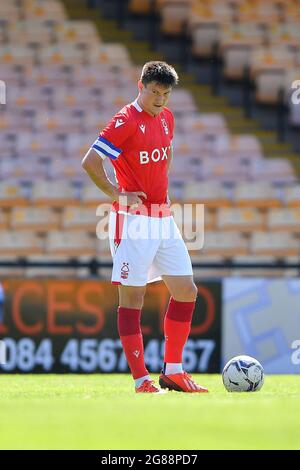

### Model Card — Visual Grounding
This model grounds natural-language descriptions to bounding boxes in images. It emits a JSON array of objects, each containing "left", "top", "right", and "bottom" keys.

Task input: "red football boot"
[
  {"left": 135, "top": 380, "right": 167, "bottom": 394},
  {"left": 159, "top": 371, "right": 209, "bottom": 393}
]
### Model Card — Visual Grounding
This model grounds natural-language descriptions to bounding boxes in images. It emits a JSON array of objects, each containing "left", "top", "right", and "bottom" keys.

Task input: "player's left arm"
[{"left": 167, "top": 142, "right": 173, "bottom": 173}]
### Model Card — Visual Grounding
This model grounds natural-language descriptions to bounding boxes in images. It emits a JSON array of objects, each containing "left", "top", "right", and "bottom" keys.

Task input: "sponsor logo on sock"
[{"left": 133, "top": 350, "right": 140, "bottom": 358}]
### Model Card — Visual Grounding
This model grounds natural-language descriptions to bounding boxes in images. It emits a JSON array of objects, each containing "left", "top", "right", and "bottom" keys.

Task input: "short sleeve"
[
  {"left": 163, "top": 108, "right": 174, "bottom": 141},
  {"left": 168, "top": 110, "right": 175, "bottom": 141},
  {"left": 91, "top": 111, "right": 136, "bottom": 160}
]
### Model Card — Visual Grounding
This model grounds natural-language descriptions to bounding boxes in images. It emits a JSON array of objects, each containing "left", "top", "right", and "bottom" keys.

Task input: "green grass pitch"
[{"left": 0, "top": 374, "right": 299, "bottom": 450}]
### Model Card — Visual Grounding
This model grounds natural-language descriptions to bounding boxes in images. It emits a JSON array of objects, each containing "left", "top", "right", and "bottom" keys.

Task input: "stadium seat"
[
  {"left": 54, "top": 20, "right": 100, "bottom": 45},
  {"left": 182, "top": 181, "right": 230, "bottom": 207},
  {"left": 268, "top": 23, "right": 300, "bottom": 50},
  {"left": 81, "top": 184, "right": 111, "bottom": 206},
  {"left": 172, "top": 202, "right": 206, "bottom": 240},
  {"left": 236, "top": 1, "right": 280, "bottom": 24},
  {"left": 169, "top": 89, "right": 197, "bottom": 114},
  {"left": 178, "top": 112, "right": 227, "bottom": 134},
  {"left": 221, "top": 23, "right": 265, "bottom": 80},
  {"left": 0, "top": 4, "right": 19, "bottom": 22},
  {"left": 0, "top": 209, "right": 8, "bottom": 229},
  {"left": 283, "top": 3, "right": 300, "bottom": 23},
  {"left": 0, "top": 182, "right": 28, "bottom": 207},
  {"left": 250, "top": 232, "right": 300, "bottom": 256},
  {"left": 188, "top": 1, "right": 232, "bottom": 58},
  {"left": 0, "top": 45, "right": 36, "bottom": 66},
  {"left": 23, "top": 0, "right": 67, "bottom": 22},
  {"left": 216, "top": 207, "right": 265, "bottom": 232},
  {"left": 285, "top": 185, "right": 300, "bottom": 207},
  {"left": 128, "top": 0, "right": 154, "bottom": 15},
  {"left": 249, "top": 158, "right": 296, "bottom": 184},
  {"left": 233, "top": 182, "right": 282, "bottom": 208},
  {"left": 89, "top": 44, "right": 131, "bottom": 67},
  {"left": 0, "top": 231, "right": 44, "bottom": 255},
  {"left": 159, "top": 0, "right": 193, "bottom": 37},
  {"left": 46, "top": 231, "right": 96, "bottom": 256},
  {"left": 7, "top": 21, "right": 53, "bottom": 46},
  {"left": 266, "top": 208, "right": 300, "bottom": 233},
  {"left": 0, "top": 157, "right": 48, "bottom": 182},
  {"left": 61, "top": 207, "right": 101, "bottom": 231},
  {"left": 201, "top": 231, "right": 249, "bottom": 256},
  {"left": 200, "top": 157, "right": 250, "bottom": 182},
  {"left": 31, "top": 181, "right": 77, "bottom": 207},
  {"left": 48, "top": 158, "right": 85, "bottom": 182},
  {"left": 39, "top": 44, "right": 85, "bottom": 65},
  {"left": 10, "top": 207, "right": 60, "bottom": 231},
  {"left": 251, "top": 46, "right": 295, "bottom": 103}
]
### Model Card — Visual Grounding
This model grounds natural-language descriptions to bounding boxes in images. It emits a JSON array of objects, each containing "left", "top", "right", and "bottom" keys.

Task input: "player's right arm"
[
  {"left": 82, "top": 147, "right": 119, "bottom": 201},
  {"left": 82, "top": 110, "right": 147, "bottom": 207}
]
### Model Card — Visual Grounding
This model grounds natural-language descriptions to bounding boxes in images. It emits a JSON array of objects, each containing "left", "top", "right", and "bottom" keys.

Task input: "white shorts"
[{"left": 108, "top": 211, "right": 193, "bottom": 286}]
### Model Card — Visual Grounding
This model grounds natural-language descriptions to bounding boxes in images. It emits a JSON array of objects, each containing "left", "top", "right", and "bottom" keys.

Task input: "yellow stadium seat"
[
  {"left": 61, "top": 206, "right": 102, "bottom": 231},
  {"left": 216, "top": 207, "right": 265, "bottom": 232},
  {"left": 0, "top": 182, "right": 28, "bottom": 208},
  {"left": 10, "top": 207, "right": 60, "bottom": 231}
]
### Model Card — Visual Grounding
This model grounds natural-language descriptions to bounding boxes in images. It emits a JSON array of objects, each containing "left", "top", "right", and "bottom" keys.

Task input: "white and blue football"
[{"left": 222, "top": 355, "right": 264, "bottom": 392}]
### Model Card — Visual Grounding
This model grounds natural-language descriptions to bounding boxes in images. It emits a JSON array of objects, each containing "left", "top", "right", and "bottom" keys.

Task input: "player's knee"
[
  {"left": 119, "top": 287, "right": 146, "bottom": 309},
  {"left": 176, "top": 282, "right": 198, "bottom": 301},
  {"left": 187, "top": 282, "right": 198, "bottom": 301}
]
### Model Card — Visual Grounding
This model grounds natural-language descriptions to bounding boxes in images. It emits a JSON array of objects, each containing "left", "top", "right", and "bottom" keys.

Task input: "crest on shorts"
[{"left": 120, "top": 262, "right": 129, "bottom": 279}]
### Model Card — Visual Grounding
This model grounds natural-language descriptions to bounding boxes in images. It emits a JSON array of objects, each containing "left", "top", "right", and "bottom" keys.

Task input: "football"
[{"left": 222, "top": 355, "right": 264, "bottom": 392}]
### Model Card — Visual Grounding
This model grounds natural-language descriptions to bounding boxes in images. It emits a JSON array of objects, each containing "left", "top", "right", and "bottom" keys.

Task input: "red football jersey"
[{"left": 92, "top": 100, "right": 174, "bottom": 213}]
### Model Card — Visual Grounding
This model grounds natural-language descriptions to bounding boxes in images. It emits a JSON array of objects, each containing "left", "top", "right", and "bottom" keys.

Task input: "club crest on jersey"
[
  {"left": 161, "top": 118, "right": 169, "bottom": 135},
  {"left": 120, "top": 262, "right": 129, "bottom": 279},
  {"left": 115, "top": 119, "right": 125, "bottom": 128},
  {"left": 139, "top": 124, "right": 146, "bottom": 134}
]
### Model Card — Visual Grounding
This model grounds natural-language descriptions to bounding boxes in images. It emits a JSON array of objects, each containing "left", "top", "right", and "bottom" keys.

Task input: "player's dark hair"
[{"left": 141, "top": 61, "right": 178, "bottom": 87}]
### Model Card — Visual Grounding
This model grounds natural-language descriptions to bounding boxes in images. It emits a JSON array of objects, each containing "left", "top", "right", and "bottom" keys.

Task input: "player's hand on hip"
[{"left": 118, "top": 191, "right": 147, "bottom": 208}]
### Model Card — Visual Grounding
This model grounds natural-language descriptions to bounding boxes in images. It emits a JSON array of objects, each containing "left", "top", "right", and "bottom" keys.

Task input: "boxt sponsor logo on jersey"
[{"left": 139, "top": 146, "right": 170, "bottom": 165}]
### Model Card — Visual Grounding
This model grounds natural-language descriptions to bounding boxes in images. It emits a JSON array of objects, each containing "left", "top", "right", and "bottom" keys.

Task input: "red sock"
[
  {"left": 164, "top": 297, "right": 195, "bottom": 364},
  {"left": 117, "top": 307, "right": 148, "bottom": 380}
]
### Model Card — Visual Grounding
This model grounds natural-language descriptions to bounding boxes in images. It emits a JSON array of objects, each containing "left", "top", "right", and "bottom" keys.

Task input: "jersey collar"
[{"left": 132, "top": 99, "right": 143, "bottom": 112}]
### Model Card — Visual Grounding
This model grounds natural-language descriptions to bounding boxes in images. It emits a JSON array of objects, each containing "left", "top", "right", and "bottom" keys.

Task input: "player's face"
[{"left": 138, "top": 81, "right": 172, "bottom": 116}]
